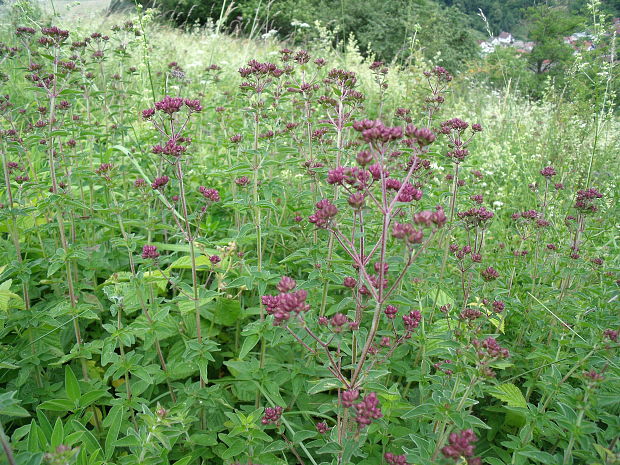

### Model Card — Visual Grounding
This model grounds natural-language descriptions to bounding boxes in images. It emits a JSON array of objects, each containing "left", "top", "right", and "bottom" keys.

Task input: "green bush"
[{"left": 137, "top": 0, "right": 479, "bottom": 69}]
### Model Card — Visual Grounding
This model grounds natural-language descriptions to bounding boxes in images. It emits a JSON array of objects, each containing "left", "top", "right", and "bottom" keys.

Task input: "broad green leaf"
[
  {"left": 222, "top": 438, "right": 246, "bottom": 459},
  {"left": 65, "top": 366, "right": 81, "bottom": 404},
  {"left": 307, "top": 378, "right": 344, "bottom": 395},
  {"left": 239, "top": 334, "right": 260, "bottom": 359},
  {"left": 489, "top": 383, "right": 527, "bottom": 408},
  {"left": 0, "top": 391, "right": 30, "bottom": 417},
  {"left": 104, "top": 405, "right": 123, "bottom": 459},
  {"left": 50, "top": 418, "right": 64, "bottom": 449},
  {"left": 38, "top": 399, "right": 75, "bottom": 412},
  {"left": 79, "top": 390, "right": 108, "bottom": 408}
]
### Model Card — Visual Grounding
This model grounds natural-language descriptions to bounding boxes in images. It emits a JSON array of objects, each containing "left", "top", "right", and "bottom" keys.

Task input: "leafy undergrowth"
[{"left": 0, "top": 4, "right": 618, "bottom": 465}]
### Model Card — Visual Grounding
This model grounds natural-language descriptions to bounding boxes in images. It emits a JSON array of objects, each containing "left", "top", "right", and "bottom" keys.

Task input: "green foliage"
[
  {"left": 136, "top": 0, "right": 479, "bottom": 68},
  {"left": 0, "top": 3, "right": 618, "bottom": 465},
  {"left": 525, "top": 4, "right": 582, "bottom": 74}
]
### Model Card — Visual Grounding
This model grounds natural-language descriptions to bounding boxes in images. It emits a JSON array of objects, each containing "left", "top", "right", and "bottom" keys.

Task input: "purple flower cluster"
[
  {"left": 384, "top": 305, "right": 398, "bottom": 319},
  {"left": 341, "top": 389, "right": 359, "bottom": 407},
  {"left": 325, "top": 68, "right": 358, "bottom": 88},
  {"left": 583, "top": 369, "right": 604, "bottom": 382},
  {"left": 262, "top": 276, "right": 310, "bottom": 325},
  {"left": 574, "top": 187, "right": 603, "bottom": 213},
  {"left": 261, "top": 406, "right": 283, "bottom": 425},
  {"left": 152, "top": 138, "right": 189, "bottom": 157},
  {"left": 392, "top": 223, "right": 424, "bottom": 244},
  {"left": 412, "top": 207, "right": 448, "bottom": 228},
  {"left": 474, "top": 337, "right": 510, "bottom": 359},
  {"left": 308, "top": 199, "right": 338, "bottom": 228},
  {"left": 540, "top": 166, "right": 557, "bottom": 178},
  {"left": 151, "top": 176, "right": 169, "bottom": 190},
  {"left": 198, "top": 186, "right": 220, "bottom": 202},
  {"left": 396, "top": 183, "right": 423, "bottom": 202},
  {"left": 603, "top": 329, "right": 618, "bottom": 343},
  {"left": 481, "top": 266, "right": 499, "bottom": 282},
  {"left": 424, "top": 66, "right": 453, "bottom": 82},
  {"left": 352, "top": 119, "right": 403, "bottom": 143},
  {"left": 404, "top": 124, "right": 436, "bottom": 147},
  {"left": 457, "top": 206, "right": 494, "bottom": 227},
  {"left": 16, "top": 26, "right": 36, "bottom": 36},
  {"left": 441, "top": 429, "right": 481, "bottom": 465},
  {"left": 440, "top": 118, "right": 469, "bottom": 133},
  {"left": 239, "top": 60, "right": 284, "bottom": 78},
  {"left": 316, "top": 422, "right": 329, "bottom": 434},
  {"left": 402, "top": 310, "right": 422, "bottom": 332},
  {"left": 433, "top": 359, "right": 453, "bottom": 375},
  {"left": 492, "top": 300, "right": 505, "bottom": 313},
  {"left": 353, "top": 392, "right": 383, "bottom": 428},
  {"left": 41, "top": 26, "right": 70, "bottom": 43},
  {"left": 141, "top": 245, "right": 159, "bottom": 260},
  {"left": 143, "top": 96, "right": 202, "bottom": 119},
  {"left": 384, "top": 453, "right": 409, "bottom": 465},
  {"left": 460, "top": 308, "right": 482, "bottom": 321}
]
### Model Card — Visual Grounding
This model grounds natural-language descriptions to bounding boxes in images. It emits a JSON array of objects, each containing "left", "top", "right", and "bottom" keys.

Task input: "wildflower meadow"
[{"left": 0, "top": 1, "right": 618, "bottom": 465}]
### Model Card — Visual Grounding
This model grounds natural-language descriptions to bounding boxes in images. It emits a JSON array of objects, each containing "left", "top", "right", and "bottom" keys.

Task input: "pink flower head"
[
  {"left": 154, "top": 96, "right": 184, "bottom": 115},
  {"left": 481, "top": 266, "right": 499, "bottom": 282},
  {"left": 353, "top": 392, "right": 382, "bottom": 428},
  {"left": 404, "top": 125, "right": 436, "bottom": 147},
  {"left": 385, "top": 453, "right": 409, "bottom": 465},
  {"left": 184, "top": 99, "right": 202, "bottom": 112},
  {"left": 142, "top": 245, "right": 159, "bottom": 260},
  {"left": 316, "top": 422, "right": 329, "bottom": 434},
  {"left": 308, "top": 199, "right": 338, "bottom": 229},
  {"left": 540, "top": 166, "right": 556, "bottom": 178},
  {"left": 277, "top": 276, "right": 297, "bottom": 293},
  {"left": 442, "top": 429, "right": 479, "bottom": 463},
  {"left": 330, "top": 313, "right": 349, "bottom": 332},
  {"left": 198, "top": 186, "right": 220, "bottom": 201},
  {"left": 151, "top": 176, "right": 169, "bottom": 190},
  {"left": 403, "top": 310, "right": 421, "bottom": 331},
  {"left": 341, "top": 389, "right": 359, "bottom": 408},
  {"left": 574, "top": 187, "right": 603, "bottom": 213},
  {"left": 384, "top": 305, "right": 398, "bottom": 319},
  {"left": 261, "top": 406, "right": 283, "bottom": 425}
]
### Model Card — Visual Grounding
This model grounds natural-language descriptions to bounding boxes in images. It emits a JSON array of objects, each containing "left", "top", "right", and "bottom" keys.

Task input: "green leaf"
[
  {"left": 104, "top": 405, "right": 123, "bottom": 459},
  {"left": 211, "top": 298, "right": 241, "bottom": 326},
  {"left": 489, "top": 383, "right": 527, "bottom": 408},
  {"left": 307, "top": 378, "right": 344, "bottom": 395},
  {"left": 518, "top": 450, "right": 556, "bottom": 462},
  {"left": 0, "top": 391, "right": 30, "bottom": 417},
  {"left": 222, "top": 438, "right": 246, "bottom": 459},
  {"left": 79, "top": 390, "right": 108, "bottom": 408},
  {"left": 38, "top": 399, "right": 75, "bottom": 412},
  {"left": 50, "top": 418, "right": 64, "bottom": 449},
  {"left": 65, "top": 366, "right": 81, "bottom": 404},
  {"left": 71, "top": 420, "right": 101, "bottom": 454},
  {"left": 402, "top": 403, "right": 435, "bottom": 419},
  {"left": 239, "top": 334, "right": 260, "bottom": 360},
  {"left": 172, "top": 457, "right": 194, "bottom": 465}
]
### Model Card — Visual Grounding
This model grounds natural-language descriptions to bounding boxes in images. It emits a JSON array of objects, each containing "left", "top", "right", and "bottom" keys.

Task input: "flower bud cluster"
[{"left": 262, "top": 276, "right": 310, "bottom": 325}]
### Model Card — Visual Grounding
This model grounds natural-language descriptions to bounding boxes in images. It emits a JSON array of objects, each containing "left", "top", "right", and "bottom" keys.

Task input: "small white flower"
[{"left": 261, "top": 29, "right": 278, "bottom": 40}]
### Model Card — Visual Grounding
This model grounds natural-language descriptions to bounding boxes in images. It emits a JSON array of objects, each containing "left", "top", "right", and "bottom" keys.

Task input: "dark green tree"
[{"left": 525, "top": 4, "right": 581, "bottom": 74}]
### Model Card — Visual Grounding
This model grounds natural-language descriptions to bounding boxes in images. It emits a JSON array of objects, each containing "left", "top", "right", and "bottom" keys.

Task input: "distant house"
[
  {"left": 564, "top": 34, "right": 596, "bottom": 52},
  {"left": 498, "top": 32, "right": 513, "bottom": 45},
  {"left": 478, "top": 32, "right": 531, "bottom": 55}
]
